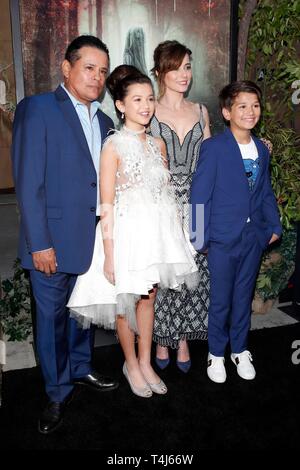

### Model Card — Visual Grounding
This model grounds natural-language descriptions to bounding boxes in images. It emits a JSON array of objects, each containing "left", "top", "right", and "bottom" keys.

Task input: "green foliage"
[
  {"left": 259, "top": 122, "right": 300, "bottom": 228},
  {"left": 244, "top": 0, "right": 300, "bottom": 228},
  {"left": 256, "top": 228, "right": 297, "bottom": 301},
  {"left": 0, "top": 260, "right": 32, "bottom": 341},
  {"left": 241, "top": 0, "right": 300, "bottom": 303},
  {"left": 246, "top": 0, "right": 300, "bottom": 121}
]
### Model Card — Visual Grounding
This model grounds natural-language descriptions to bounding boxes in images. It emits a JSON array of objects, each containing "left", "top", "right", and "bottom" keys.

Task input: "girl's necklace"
[{"left": 123, "top": 125, "right": 145, "bottom": 135}]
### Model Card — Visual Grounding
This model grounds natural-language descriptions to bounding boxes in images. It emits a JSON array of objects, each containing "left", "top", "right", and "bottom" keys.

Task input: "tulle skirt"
[{"left": 67, "top": 187, "right": 199, "bottom": 333}]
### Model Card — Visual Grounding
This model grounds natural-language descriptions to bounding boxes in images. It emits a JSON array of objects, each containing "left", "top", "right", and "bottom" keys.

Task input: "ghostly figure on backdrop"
[{"left": 123, "top": 27, "right": 148, "bottom": 76}]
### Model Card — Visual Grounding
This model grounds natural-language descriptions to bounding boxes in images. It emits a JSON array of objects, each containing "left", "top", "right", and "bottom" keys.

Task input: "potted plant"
[{"left": 0, "top": 259, "right": 32, "bottom": 342}]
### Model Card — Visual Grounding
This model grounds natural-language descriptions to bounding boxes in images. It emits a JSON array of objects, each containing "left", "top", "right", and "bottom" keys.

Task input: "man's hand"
[
  {"left": 32, "top": 248, "right": 57, "bottom": 275},
  {"left": 268, "top": 233, "right": 280, "bottom": 245}
]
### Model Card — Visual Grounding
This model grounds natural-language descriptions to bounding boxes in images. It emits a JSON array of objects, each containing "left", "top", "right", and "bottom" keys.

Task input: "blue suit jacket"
[
  {"left": 190, "top": 128, "right": 282, "bottom": 252},
  {"left": 12, "top": 85, "right": 114, "bottom": 273}
]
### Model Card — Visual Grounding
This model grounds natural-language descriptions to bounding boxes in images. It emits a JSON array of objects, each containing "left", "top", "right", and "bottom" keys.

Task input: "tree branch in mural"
[
  {"left": 237, "top": 0, "right": 257, "bottom": 80},
  {"left": 0, "top": 63, "right": 15, "bottom": 125},
  {"left": 0, "top": 102, "right": 15, "bottom": 124}
]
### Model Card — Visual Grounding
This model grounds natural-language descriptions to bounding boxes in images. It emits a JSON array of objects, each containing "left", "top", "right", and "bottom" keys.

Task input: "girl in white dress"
[{"left": 68, "top": 66, "right": 199, "bottom": 398}]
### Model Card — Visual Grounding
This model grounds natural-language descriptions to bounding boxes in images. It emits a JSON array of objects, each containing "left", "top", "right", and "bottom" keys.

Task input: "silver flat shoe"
[
  {"left": 148, "top": 379, "right": 168, "bottom": 395},
  {"left": 122, "top": 363, "right": 153, "bottom": 398}
]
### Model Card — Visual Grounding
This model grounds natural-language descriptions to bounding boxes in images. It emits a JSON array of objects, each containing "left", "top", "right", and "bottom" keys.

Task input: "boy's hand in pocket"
[{"left": 269, "top": 233, "right": 280, "bottom": 245}]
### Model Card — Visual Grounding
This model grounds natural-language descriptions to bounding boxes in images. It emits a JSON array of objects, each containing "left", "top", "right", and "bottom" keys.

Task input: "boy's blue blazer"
[
  {"left": 190, "top": 127, "right": 282, "bottom": 252},
  {"left": 12, "top": 85, "right": 114, "bottom": 273}
]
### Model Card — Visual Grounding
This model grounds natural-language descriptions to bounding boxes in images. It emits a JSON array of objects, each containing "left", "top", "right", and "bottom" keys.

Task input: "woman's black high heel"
[
  {"left": 176, "top": 359, "right": 191, "bottom": 373},
  {"left": 155, "top": 357, "right": 170, "bottom": 370}
]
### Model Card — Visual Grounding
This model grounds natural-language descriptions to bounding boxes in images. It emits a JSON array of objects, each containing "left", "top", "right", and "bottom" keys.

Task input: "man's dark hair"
[
  {"left": 65, "top": 35, "right": 109, "bottom": 65},
  {"left": 219, "top": 80, "right": 262, "bottom": 111}
]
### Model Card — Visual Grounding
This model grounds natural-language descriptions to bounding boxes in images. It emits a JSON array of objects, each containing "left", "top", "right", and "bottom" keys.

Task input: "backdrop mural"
[
  {"left": 17, "top": 0, "right": 233, "bottom": 131},
  {"left": 0, "top": 0, "right": 16, "bottom": 190}
]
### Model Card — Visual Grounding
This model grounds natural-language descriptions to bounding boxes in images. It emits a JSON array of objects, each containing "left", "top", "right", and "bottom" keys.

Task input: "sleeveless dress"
[
  {"left": 67, "top": 128, "right": 200, "bottom": 333},
  {"left": 149, "top": 109, "right": 209, "bottom": 348}
]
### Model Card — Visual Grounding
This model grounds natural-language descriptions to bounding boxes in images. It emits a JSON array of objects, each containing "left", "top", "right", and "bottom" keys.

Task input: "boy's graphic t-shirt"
[{"left": 238, "top": 138, "right": 259, "bottom": 191}]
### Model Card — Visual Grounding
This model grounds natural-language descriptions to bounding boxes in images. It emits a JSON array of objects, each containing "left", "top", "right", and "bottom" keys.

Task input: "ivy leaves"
[{"left": 0, "top": 260, "right": 32, "bottom": 341}]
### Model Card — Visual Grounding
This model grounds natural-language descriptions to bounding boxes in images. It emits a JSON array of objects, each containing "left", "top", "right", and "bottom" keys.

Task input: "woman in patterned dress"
[{"left": 150, "top": 40, "right": 211, "bottom": 372}]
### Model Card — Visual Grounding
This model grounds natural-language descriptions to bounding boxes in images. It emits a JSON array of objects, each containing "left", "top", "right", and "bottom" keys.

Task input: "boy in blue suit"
[
  {"left": 12, "top": 36, "right": 118, "bottom": 434},
  {"left": 190, "top": 81, "right": 282, "bottom": 383}
]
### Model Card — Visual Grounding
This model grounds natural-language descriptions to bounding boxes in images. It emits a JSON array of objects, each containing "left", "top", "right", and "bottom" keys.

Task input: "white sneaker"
[
  {"left": 231, "top": 350, "right": 256, "bottom": 380},
  {"left": 207, "top": 353, "right": 226, "bottom": 383}
]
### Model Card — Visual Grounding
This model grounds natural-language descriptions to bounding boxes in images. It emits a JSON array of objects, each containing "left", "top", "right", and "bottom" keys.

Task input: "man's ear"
[
  {"left": 222, "top": 107, "right": 231, "bottom": 121},
  {"left": 62, "top": 60, "right": 71, "bottom": 80}
]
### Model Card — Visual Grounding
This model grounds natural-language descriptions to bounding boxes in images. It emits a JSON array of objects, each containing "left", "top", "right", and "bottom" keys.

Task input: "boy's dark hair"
[
  {"left": 219, "top": 80, "right": 262, "bottom": 111},
  {"left": 65, "top": 35, "right": 109, "bottom": 64}
]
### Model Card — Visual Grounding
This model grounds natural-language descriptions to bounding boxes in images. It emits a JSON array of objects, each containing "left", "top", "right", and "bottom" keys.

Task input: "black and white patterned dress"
[{"left": 149, "top": 109, "right": 209, "bottom": 348}]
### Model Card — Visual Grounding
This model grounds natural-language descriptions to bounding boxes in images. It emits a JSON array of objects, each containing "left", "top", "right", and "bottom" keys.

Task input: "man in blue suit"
[
  {"left": 190, "top": 81, "right": 282, "bottom": 384},
  {"left": 12, "top": 35, "right": 118, "bottom": 434}
]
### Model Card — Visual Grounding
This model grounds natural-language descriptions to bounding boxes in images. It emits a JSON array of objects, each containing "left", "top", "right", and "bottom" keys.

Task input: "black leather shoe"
[
  {"left": 38, "top": 401, "right": 66, "bottom": 435},
  {"left": 74, "top": 371, "right": 119, "bottom": 392},
  {"left": 38, "top": 392, "right": 73, "bottom": 435}
]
